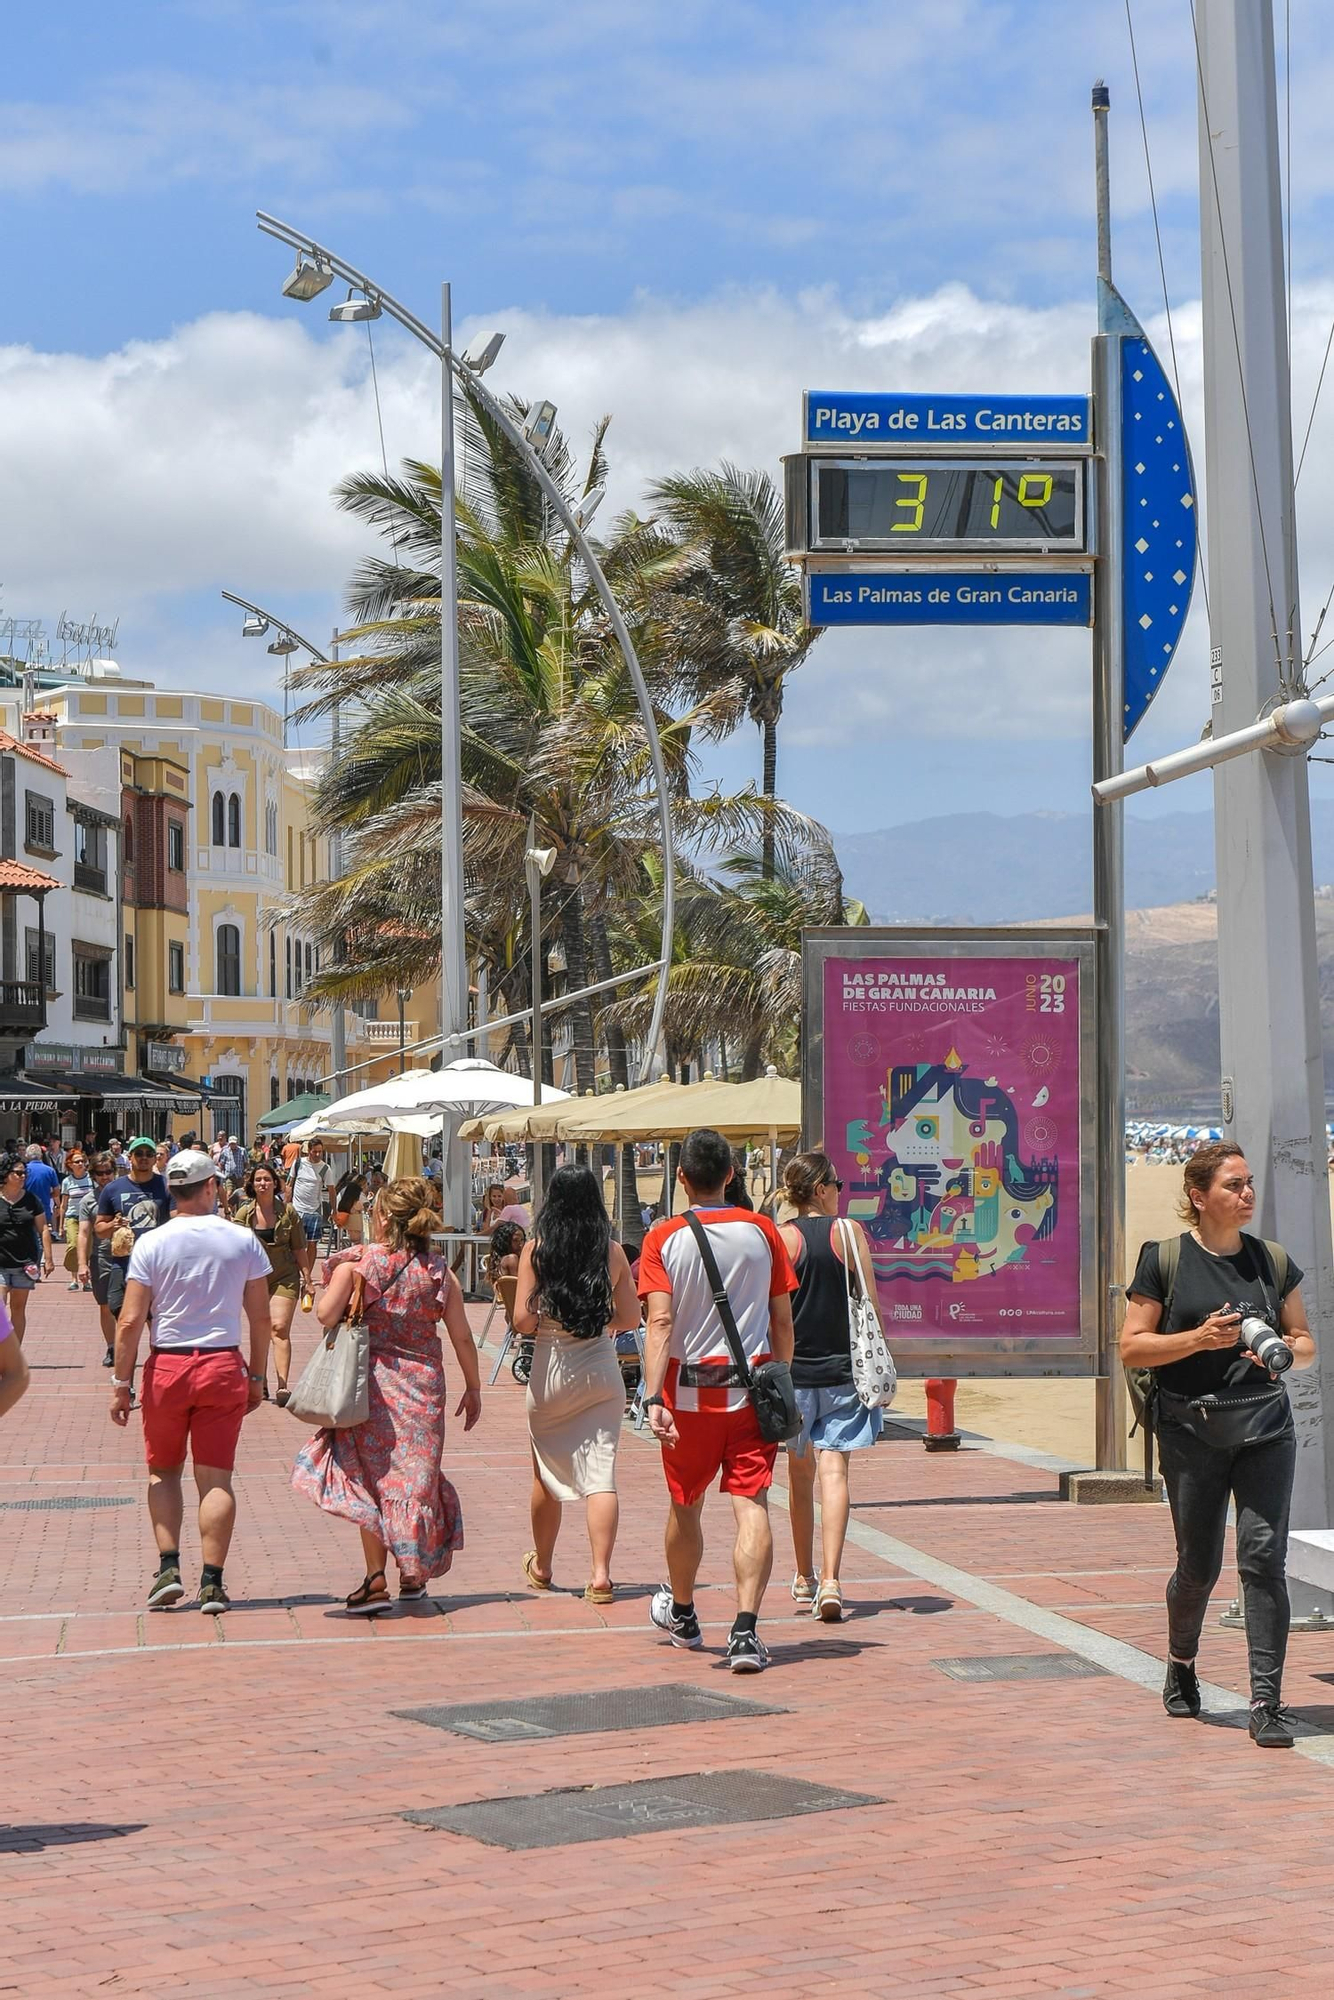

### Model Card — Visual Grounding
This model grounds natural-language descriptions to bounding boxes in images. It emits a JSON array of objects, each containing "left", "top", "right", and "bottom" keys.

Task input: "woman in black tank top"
[{"left": 779, "top": 1150, "right": 886, "bottom": 1623}]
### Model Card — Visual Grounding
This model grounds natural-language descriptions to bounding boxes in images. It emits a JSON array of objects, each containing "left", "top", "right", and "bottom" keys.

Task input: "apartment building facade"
[{"left": 29, "top": 672, "right": 401, "bottom": 1141}]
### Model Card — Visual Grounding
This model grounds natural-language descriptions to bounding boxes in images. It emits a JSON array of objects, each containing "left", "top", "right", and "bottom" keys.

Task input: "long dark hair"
[{"left": 528, "top": 1164, "right": 613, "bottom": 1340}]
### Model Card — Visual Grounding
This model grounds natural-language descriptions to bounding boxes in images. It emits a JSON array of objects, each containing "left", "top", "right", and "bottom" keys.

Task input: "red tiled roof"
[
  {"left": 0, "top": 730, "right": 67, "bottom": 778},
  {"left": 0, "top": 859, "right": 59, "bottom": 893}
]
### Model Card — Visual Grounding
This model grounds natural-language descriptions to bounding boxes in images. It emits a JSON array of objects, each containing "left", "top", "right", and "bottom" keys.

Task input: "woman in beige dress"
[{"left": 511, "top": 1165, "right": 640, "bottom": 1602}]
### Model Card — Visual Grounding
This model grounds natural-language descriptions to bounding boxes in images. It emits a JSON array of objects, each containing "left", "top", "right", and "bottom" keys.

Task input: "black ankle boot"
[
  {"left": 1163, "top": 1659, "right": 1201, "bottom": 1718},
  {"left": 1249, "top": 1702, "right": 1294, "bottom": 1749}
]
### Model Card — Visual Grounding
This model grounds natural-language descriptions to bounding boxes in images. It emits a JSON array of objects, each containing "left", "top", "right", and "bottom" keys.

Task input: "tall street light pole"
[
  {"left": 220, "top": 589, "right": 348, "bottom": 1102},
  {"left": 255, "top": 211, "right": 677, "bottom": 1229}
]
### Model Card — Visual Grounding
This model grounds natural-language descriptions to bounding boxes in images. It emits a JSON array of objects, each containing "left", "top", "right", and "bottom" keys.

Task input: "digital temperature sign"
[{"left": 808, "top": 457, "right": 1084, "bottom": 554}]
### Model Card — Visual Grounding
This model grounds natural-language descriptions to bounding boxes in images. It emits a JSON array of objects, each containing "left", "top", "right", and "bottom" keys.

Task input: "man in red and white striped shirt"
[{"left": 638, "top": 1128, "right": 797, "bottom": 1672}]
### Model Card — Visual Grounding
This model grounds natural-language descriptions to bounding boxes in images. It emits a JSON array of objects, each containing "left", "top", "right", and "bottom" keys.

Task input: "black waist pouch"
[{"left": 1157, "top": 1385, "right": 1292, "bottom": 1451}]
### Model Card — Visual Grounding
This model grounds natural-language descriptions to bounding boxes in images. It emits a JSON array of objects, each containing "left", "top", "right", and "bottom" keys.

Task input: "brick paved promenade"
[{"left": 5, "top": 1279, "right": 1334, "bottom": 1998}]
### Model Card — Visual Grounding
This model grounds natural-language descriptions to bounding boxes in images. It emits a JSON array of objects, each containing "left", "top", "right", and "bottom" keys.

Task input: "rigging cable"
[
  {"left": 1189, "top": 0, "right": 1290, "bottom": 691},
  {"left": 1124, "top": 0, "right": 1209, "bottom": 619}
]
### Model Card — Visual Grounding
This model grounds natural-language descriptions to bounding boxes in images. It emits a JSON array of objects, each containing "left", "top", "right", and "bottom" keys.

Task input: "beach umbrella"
[{"left": 323, "top": 1059, "right": 569, "bottom": 1126}]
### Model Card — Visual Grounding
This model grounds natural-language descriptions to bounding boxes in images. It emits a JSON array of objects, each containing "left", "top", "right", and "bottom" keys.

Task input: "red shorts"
[
  {"left": 141, "top": 1349, "right": 249, "bottom": 1473},
  {"left": 661, "top": 1399, "right": 778, "bottom": 1506}
]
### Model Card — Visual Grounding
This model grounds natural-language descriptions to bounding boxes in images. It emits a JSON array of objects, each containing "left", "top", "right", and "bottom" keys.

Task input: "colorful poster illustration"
[{"left": 822, "top": 952, "right": 1083, "bottom": 1345}]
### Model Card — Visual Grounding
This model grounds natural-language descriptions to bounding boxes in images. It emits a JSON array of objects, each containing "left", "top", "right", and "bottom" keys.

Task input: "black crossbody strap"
[{"left": 683, "top": 1211, "right": 752, "bottom": 1388}]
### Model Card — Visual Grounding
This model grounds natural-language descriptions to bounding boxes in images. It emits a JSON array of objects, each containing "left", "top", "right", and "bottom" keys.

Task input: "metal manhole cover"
[
  {"left": 933, "top": 1653, "right": 1108, "bottom": 1682},
  {"left": 395, "top": 1682, "right": 786, "bottom": 1743},
  {"left": 404, "top": 1768, "right": 880, "bottom": 1849},
  {"left": 0, "top": 1495, "right": 136, "bottom": 1512}
]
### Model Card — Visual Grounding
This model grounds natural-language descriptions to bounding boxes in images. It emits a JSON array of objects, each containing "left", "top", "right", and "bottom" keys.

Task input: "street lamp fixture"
[
  {"left": 571, "top": 486, "right": 605, "bottom": 531},
  {"left": 522, "top": 400, "right": 558, "bottom": 456},
  {"left": 266, "top": 631, "right": 299, "bottom": 656},
  {"left": 328, "top": 289, "right": 382, "bottom": 323},
  {"left": 281, "top": 255, "right": 333, "bottom": 302},
  {"left": 241, "top": 613, "right": 270, "bottom": 639},
  {"left": 254, "top": 208, "right": 676, "bottom": 1137},
  {"left": 462, "top": 330, "right": 505, "bottom": 375}
]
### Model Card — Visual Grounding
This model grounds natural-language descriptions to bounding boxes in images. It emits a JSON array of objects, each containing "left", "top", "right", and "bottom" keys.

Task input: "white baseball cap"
[{"left": 166, "top": 1148, "right": 220, "bottom": 1189}]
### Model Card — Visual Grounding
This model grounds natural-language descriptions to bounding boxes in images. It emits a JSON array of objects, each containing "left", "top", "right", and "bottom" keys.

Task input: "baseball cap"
[
  {"left": 166, "top": 1148, "right": 220, "bottom": 1189},
  {"left": 127, "top": 1135, "right": 157, "bottom": 1154}
]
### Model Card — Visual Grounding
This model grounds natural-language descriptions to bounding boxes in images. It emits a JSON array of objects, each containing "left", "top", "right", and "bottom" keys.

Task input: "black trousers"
[{"left": 1156, "top": 1410, "right": 1295, "bottom": 1706}]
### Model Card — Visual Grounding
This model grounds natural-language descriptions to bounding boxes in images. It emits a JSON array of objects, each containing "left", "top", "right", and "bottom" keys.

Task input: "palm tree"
[
  {"left": 648, "top": 464, "right": 822, "bottom": 876},
  {"left": 602, "top": 833, "right": 865, "bottom": 1081},
  {"left": 284, "top": 405, "right": 789, "bottom": 1098}
]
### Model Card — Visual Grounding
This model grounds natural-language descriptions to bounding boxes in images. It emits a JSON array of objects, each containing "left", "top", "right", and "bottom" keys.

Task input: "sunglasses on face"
[{"left": 826, "top": 1176, "right": 844, "bottom": 1192}]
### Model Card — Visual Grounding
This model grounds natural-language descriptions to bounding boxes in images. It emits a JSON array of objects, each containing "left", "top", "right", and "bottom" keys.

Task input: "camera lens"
[{"left": 1240, "top": 1313, "right": 1293, "bottom": 1375}]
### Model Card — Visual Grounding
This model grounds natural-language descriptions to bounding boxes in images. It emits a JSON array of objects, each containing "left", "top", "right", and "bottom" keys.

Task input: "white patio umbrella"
[{"left": 321, "top": 1059, "right": 570, "bottom": 1126}]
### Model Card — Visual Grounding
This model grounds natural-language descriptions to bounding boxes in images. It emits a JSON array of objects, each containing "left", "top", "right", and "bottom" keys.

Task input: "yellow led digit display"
[{"left": 893, "top": 471, "right": 927, "bottom": 532}]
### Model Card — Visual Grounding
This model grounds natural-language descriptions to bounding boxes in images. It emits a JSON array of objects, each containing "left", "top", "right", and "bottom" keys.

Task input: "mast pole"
[
  {"left": 1091, "top": 80, "right": 1128, "bottom": 1471},
  {"left": 1197, "top": 0, "right": 1334, "bottom": 1531}
]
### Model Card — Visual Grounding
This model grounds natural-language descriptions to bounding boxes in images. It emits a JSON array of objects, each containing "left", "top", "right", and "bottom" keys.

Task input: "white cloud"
[{"left": 5, "top": 280, "right": 1334, "bottom": 761}]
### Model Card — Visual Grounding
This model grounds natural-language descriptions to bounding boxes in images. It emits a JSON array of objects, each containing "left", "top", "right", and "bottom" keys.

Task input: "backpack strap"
[
  {"left": 1256, "top": 1236, "right": 1290, "bottom": 1298},
  {"left": 1157, "top": 1232, "right": 1183, "bottom": 1327}
]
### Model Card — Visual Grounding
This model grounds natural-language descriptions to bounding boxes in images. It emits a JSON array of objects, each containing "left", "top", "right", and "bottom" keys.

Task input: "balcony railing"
[
  {"left": 361, "top": 1021, "right": 406, "bottom": 1045},
  {"left": 0, "top": 981, "right": 47, "bottom": 1033},
  {"left": 74, "top": 861, "right": 107, "bottom": 894},
  {"left": 73, "top": 993, "right": 112, "bottom": 1023}
]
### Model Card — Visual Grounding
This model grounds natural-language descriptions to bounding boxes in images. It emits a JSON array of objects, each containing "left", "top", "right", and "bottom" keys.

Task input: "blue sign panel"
[
  {"left": 804, "top": 392, "right": 1092, "bottom": 450},
  {"left": 807, "top": 570, "right": 1092, "bottom": 628},
  {"left": 1119, "top": 332, "right": 1197, "bottom": 739}
]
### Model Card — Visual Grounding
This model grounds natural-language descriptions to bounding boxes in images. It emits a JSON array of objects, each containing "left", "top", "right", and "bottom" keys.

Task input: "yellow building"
[{"left": 33, "top": 672, "right": 429, "bottom": 1140}]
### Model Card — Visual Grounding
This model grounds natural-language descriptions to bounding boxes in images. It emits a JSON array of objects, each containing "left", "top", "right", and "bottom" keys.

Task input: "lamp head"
[
  {"left": 281, "top": 256, "right": 333, "bottom": 302},
  {"left": 524, "top": 843, "right": 558, "bottom": 880},
  {"left": 572, "top": 486, "right": 605, "bottom": 530},
  {"left": 522, "top": 401, "right": 558, "bottom": 454},
  {"left": 241, "top": 614, "right": 270, "bottom": 639},
  {"left": 267, "top": 631, "right": 299, "bottom": 657},
  {"left": 461, "top": 330, "right": 505, "bottom": 375},
  {"left": 328, "top": 290, "right": 382, "bottom": 323}
]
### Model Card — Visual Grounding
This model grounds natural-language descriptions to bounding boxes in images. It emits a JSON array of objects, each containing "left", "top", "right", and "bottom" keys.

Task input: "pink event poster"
[{"left": 822, "top": 954, "right": 1082, "bottom": 1343}]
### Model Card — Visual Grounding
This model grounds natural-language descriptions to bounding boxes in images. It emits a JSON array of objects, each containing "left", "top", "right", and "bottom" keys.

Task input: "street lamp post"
[
  {"left": 220, "top": 589, "right": 348, "bottom": 1102},
  {"left": 255, "top": 210, "right": 676, "bottom": 1227},
  {"left": 525, "top": 822, "right": 557, "bottom": 1207}
]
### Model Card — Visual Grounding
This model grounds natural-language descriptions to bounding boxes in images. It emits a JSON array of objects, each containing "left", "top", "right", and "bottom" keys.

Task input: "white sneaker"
[{"left": 649, "top": 1583, "right": 702, "bottom": 1649}]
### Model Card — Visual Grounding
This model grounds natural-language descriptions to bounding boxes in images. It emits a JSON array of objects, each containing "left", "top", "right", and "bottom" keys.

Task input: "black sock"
[
  {"left": 200, "top": 1563, "right": 224, "bottom": 1589},
  {"left": 158, "top": 1549, "right": 180, "bottom": 1572},
  {"left": 732, "top": 1611, "right": 758, "bottom": 1637},
  {"left": 672, "top": 1600, "right": 695, "bottom": 1621}
]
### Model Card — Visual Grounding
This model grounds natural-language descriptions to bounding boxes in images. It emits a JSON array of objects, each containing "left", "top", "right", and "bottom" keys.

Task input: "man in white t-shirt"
[{"left": 110, "top": 1149, "right": 271, "bottom": 1615}]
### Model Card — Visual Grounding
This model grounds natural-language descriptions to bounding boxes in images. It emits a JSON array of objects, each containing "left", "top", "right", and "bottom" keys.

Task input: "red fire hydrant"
[{"left": 923, "top": 1377, "right": 961, "bottom": 1452}]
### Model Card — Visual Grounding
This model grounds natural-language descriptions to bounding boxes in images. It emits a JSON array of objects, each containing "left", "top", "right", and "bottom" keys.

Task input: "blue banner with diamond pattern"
[{"left": 1120, "top": 332, "right": 1197, "bottom": 739}]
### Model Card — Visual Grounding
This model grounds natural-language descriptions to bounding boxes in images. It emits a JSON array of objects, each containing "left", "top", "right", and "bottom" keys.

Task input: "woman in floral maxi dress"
[{"left": 292, "top": 1176, "right": 482, "bottom": 1613}]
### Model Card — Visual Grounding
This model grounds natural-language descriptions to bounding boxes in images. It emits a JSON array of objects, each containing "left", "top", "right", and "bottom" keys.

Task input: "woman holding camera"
[{"left": 1122, "top": 1141, "right": 1316, "bottom": 1748}]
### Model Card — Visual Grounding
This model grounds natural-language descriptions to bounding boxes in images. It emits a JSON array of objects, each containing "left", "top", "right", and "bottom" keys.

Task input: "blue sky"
[{"left": 5, "top": 0, "right": 1334, "bottom": 851}]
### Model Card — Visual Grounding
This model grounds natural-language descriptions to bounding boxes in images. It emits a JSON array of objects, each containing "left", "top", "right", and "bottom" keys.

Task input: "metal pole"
[
  {"left": 439, "top": 281, "right": 469, "bottom": 1229},
  {"left": 329, "top": 632, "right": 347, "bottom": 1102},
  {"left": 1197, "top": 0, "right": 1334, "bottom": 1532},
  {"left": 1091, "top": 82, "right": 1128, "bottom": 1472},
  {"left": 528, "top": 820, "right": 545, "bottom": 1211},
  {"left": 397, "top": 991, "right": 407, "bottom": 1074}
]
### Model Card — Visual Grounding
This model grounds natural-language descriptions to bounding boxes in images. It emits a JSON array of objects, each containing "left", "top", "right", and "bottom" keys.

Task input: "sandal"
[
  {"left": 274, "top": 1386, "right": 290, "bottom": 1408},
  {"left": 346, "top": 1570, "right": 391, "bottom": 1616},
  {"left": 815, "top": 1578, "right": 844, "bottom": 1623},
  {"left": 399, "top": 1580, "right": 428, "bottom": 1601},
  {"left": 584, "top": 1582, "right": 615, "bottom": 1605},
  {"left": 522, "top": 1550, "right": 554, "bottom": 1592}
]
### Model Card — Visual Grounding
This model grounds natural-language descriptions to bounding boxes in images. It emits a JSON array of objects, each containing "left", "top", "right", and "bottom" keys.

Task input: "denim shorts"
[
  {"left": 295, "top": 1210, "right": 322, "bottom": 1243},
  {"left": 0, "top": 1267, "right": 38, "bottom": 1292},
  {"left": 790, "top": 1383, "right": 883, "bottom": 1457}
]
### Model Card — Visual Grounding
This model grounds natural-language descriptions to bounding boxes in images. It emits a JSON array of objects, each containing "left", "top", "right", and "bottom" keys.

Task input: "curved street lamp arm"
[
  {"left": 255, "top": 211, "right": 677, "bottom": 1085},
  {"left": 256, "top": 212, "right": 443, "bottom": 364},
  {"left": 219, "top": 588, "right": 329, "bottom": 667}
]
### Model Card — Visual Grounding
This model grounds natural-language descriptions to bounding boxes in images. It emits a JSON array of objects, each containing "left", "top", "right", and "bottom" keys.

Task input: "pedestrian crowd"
[{"left": 0, "top": 1124, "right": 1319, "bottom": 1733}]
